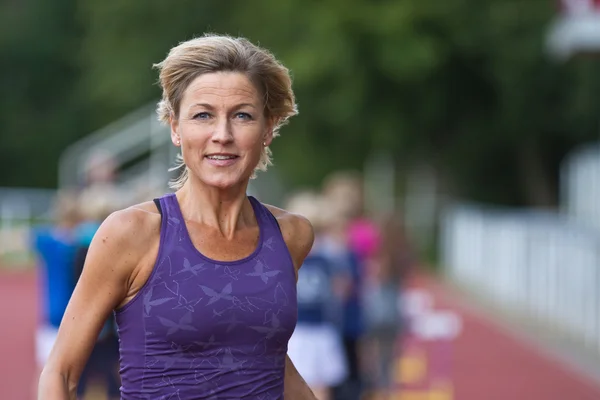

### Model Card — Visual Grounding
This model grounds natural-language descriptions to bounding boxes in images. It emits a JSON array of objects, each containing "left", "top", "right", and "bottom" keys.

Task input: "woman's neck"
[{"left": 176, "top": 178, "right": 253, "bottom": 239}]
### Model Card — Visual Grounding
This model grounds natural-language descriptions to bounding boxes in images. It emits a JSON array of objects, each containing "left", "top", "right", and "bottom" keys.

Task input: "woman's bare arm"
[
  {"left": 284, "top": 355, "right": 317, "bottom": 400},
  {"left": 38, "top": 206, "right": 160, "bottom": 399}
]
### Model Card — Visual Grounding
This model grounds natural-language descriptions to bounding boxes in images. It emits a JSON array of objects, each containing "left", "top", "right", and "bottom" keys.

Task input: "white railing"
[
  {"left": 57, "top": 101, "right": 263, "bottom": 203},
  {"left": 1, "top": 101, "right": 283, "bottom": 263},
  {"left": 0, "top": 187, "right": 56, "bottom": 260},
  {"left": 440, "top": 203, "right": 600, "bottom": 352},
  {"left": 1, "top": 104, "right": 173, "bottom": 262},
  {"left": 58, "top": 102, "right": 175, "bottom": 196}
]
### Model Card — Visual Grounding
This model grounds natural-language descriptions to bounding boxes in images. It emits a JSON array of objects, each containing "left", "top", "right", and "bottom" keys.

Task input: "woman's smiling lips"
[{"left": 204, "top": 153, "right": 240, "bottom": 167}]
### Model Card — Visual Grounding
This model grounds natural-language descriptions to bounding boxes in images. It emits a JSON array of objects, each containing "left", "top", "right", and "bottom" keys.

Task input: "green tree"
[
  {"left": 0, "top": 0, "right": 83, "bottom": 188},
  {"left": 2, "top": 0, "right": 599, "bottom": 207}
]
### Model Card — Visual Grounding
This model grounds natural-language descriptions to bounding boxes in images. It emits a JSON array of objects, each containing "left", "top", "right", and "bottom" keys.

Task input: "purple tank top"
[{"left": 115, "top": 194, "right": 297, "bottom": 399}]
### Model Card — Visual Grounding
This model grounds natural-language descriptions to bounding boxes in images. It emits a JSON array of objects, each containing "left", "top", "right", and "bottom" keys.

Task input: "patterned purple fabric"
[{"left": 115, "top": 194, "right": 297, "bottom": 399}]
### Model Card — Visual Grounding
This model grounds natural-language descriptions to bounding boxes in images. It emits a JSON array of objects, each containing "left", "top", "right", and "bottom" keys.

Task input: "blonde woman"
[{"left": 39, "top": 34, "right": 316, "bottom": 399}]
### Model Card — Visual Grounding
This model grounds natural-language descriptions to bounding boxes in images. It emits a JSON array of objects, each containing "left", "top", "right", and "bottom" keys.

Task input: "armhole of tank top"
[
  {"left": 153, "top": 198, "right": 163, "bottom": 217},
  {"left": 259, "top": 201, "right": 298, "bottom": 280},
  {"left": 114, "top": 196, "right": 167, "bottom": 314}
]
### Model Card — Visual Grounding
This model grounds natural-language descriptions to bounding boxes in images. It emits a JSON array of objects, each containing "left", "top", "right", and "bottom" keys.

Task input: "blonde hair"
[
  {"left": 284, "top": 190, "right": 337, "bottom": 233},
  {"left": 154, "top": 34, "right": 298, "bottom": 190}
]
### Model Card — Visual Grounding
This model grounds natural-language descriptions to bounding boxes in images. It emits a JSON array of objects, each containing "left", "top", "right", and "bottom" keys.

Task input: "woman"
[{"left": 39, "top": 34, "right": 316, "bottom": 399}]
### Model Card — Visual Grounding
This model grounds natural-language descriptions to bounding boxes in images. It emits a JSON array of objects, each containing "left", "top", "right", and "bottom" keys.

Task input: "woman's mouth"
[{"left": 204, "top": 154, "right": 239, "bottom": 167}]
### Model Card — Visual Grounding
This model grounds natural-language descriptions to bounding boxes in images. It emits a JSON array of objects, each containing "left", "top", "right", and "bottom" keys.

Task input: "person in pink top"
[{"left": 322, "top": 171, "right": 380, "bottom": 399}]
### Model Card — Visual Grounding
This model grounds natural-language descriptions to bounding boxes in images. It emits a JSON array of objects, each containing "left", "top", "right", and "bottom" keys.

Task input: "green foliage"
[{"left": 1, "top": 0, "right": 600, "bottom": 205}]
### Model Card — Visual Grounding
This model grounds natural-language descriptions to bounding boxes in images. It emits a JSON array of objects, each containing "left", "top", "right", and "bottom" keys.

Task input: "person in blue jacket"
[{"left": 32, "top": 191, "right": 81, "bottom": 392}]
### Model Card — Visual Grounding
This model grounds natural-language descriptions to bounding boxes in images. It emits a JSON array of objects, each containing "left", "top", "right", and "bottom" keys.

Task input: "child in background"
[
  {"left": 32, "top": 191, "right": 81, "bottom": 395},
  {"left": 286, "top": 191, "right": 350, "bottom": 400},
  {"left": 362, "top": 213, "right": 415, "bottom": 398}
]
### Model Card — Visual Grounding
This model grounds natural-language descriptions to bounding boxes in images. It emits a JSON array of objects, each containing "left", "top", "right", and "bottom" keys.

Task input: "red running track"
[
  {"left": 2, "top": 270, "right": 600, "bottom": 399},
  {"left": 404, "top": 275, "right": 600, "bottom": 400},
  {"left": 0, "top": 270, "right": 38, "bottom": 400}
]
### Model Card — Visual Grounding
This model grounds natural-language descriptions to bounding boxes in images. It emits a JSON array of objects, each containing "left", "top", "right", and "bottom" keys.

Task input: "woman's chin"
[{"left": 196, "top": 172, "right": 250, "bottom": 191}]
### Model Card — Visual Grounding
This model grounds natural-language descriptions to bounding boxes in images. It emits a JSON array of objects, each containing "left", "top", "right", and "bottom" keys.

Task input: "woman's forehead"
[{"left": 183, "top": 72, "right": 261, "bottom": 106}]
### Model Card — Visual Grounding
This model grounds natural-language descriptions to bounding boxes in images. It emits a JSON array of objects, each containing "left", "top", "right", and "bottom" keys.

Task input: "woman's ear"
[
  {"left": 263, "top": 117, "right": 277, "bottom": 146},
  {"left": 170, "top": 113, "right": 181, "bottom": 147}
]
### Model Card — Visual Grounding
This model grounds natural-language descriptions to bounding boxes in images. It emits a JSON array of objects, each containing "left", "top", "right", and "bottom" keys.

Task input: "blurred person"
[
  {"left": 361, "top": 213, "right": 415, "bottom": 398},
  {"left": 39, "top": 34, "right": 318, "bottom": 399},
  {"left": 73, "top": 190, "right": 121, "bottom": 399},
  {"left": 377, "top": 214, "right": 415, "bottom": 298},
  {"left": 285, "top": 191, "right": 350, "bottom": 400},
  {"left": 322, "top": 171, "right": 381, "bottom": 275},
  {"left": 322, "top": 171, "right": 374, "bottom": 399},
  {"left": 84, "top": 149, "right": 118, "bottom": 186},
  {"left": 82, "top": 149, "right": 134, "bottom": 210},
  {"left": 321, "top": 171, "right": 363, "bottom": 222},
  {"left": 312, "top": 187, "right": 364, "bottom": 400},
  {"left": 333, "top": 251, "right": 365, "bottom": 400},
  {"left": 31, "top": 191, "right": 81, "bottom": 396}
]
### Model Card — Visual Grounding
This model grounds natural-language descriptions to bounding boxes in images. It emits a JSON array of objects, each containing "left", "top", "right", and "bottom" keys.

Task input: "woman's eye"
[
  {"left": 235, "top": 112, "right": 252, "bottom": 121},
  {"left": 193, "top": 112, "right": 210, "bottom": 120}
]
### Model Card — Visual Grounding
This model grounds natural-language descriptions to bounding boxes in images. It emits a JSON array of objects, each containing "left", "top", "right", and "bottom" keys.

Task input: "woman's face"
[{"left": 171, "top": 72, "right": 273, "bottom": 191}]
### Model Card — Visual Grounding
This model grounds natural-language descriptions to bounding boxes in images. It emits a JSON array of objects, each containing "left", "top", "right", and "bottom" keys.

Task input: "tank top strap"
[
  {"left": 248, "top": 195, "right": 295, "bottom": 276},
  {"left": 248, "top": 196, "right": 283, "bottom": 240},
  {"left": 154, "top": 193, "right": 186, "bottom": 248},
  {"left": 159, "top": 192, "right": 179, "bottom": 219}
]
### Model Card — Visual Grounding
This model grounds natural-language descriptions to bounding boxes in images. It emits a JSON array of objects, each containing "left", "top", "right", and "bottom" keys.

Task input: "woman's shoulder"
[
  {"left": 92, "top": 200, "right": 162, "bottom": 254},
  {"left": 262, "top": 202, "right": 314, "bottom": 268},
  {"left": 263, "top": 203, "right": 313, "bottom": 237}
]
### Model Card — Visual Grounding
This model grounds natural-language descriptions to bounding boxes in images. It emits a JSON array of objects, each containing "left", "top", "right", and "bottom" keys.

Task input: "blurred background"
[{"left": 1, "top": 0, "right": 600, "bottom": 399}]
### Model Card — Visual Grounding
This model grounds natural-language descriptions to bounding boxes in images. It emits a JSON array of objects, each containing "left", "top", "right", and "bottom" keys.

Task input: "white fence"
[
  {"left": 0, "top": 187, "right": 56, "bottom": 260},
  {"left": 561, "top": 143, "right": 600, "bottom": 231},
  {"left": 441, "top": 203, "right": 600, "bottom": 351}
]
